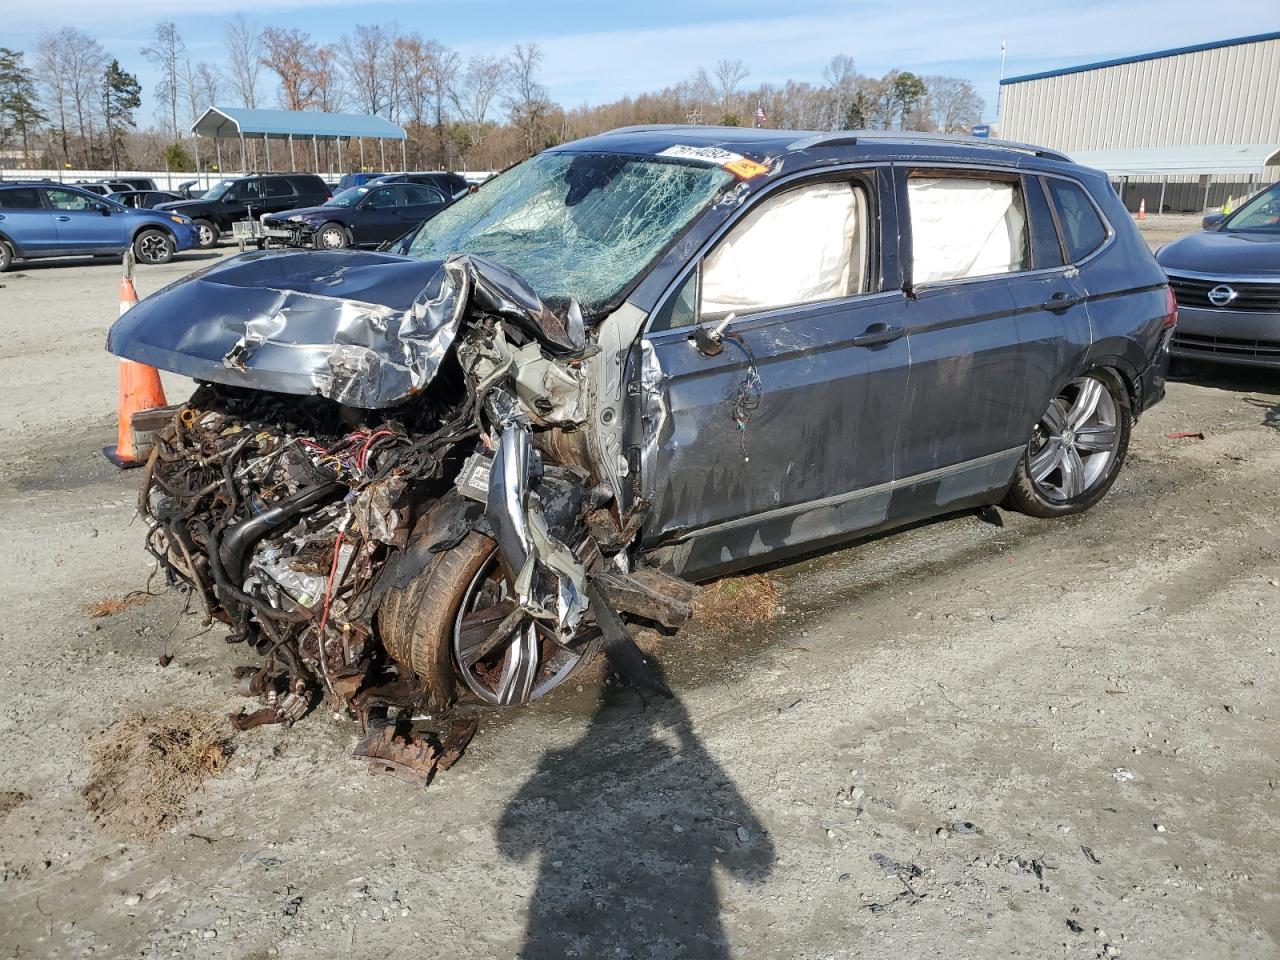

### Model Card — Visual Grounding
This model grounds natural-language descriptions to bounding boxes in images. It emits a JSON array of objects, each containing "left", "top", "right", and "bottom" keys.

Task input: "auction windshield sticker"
[{"left": 657, "top": 144, "right": 769, "bottom": 178}]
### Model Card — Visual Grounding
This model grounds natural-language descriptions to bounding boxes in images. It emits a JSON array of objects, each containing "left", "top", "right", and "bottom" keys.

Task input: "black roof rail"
[{"left": 787, "top": 129, "right": 1072, "bottom": 162}]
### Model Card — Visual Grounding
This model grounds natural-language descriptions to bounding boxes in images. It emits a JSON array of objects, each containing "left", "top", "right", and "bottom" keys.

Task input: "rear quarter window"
[
  {"left": 264, "top": 179, "right": 296, "bottom": 198},
  {"left": 1045, "top": 178, "right": 1108, "bottom": 261},
  {"left": 0, "top": 188, "right": 44, "bottom": 210}
]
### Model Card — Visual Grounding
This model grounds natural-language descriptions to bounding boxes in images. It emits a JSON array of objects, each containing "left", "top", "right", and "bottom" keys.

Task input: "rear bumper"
[{"left": 1169, "top": 304, "right": 1280, "bottom": 368}]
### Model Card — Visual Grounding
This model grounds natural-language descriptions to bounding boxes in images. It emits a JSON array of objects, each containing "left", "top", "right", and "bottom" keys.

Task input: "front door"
[
  {"left": 45, "top": 188, "right": 124, "bottom": 252},
  {"left": 639, "top": 169, "right": 911, "bottom": 577},
  {"left": 355, "top": 186, "right": 407, "bottom": 244}
]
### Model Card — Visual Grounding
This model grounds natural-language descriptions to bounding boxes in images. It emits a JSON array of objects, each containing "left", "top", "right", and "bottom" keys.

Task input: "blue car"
[{"left": 0, "top": 181, "right": 199, "bottom": 271}]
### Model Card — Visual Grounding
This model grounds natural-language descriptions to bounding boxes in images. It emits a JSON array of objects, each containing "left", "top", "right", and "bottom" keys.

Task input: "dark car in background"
[
  {"left": 108, "top": 128, "right": 1174, "bottom": 717},
  {"left": 0, "top": 181, "right": 197, "bottom": 270},
  {"left": 107, "top": 190, "right": 184, "bottom": 209},
  {"left": 261, "top": 181, "right": 451, "bottom": 249},
  {"left": 336, "top": 172, "right": 384, "bottom": 191},
  {"left": 1157, "top": 181, "right": 1280, "bottom": 368},
  {"left": 156, "top": 173, "right": 330, "bottom": 248},
  {"left": 371, "top": 171, "right": 471, "bottom": 199}
]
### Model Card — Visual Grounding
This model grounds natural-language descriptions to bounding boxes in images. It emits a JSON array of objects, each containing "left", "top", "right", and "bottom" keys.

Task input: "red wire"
[
  {"left": 317, "top": 530, "right": 345, "bottom": 637},
  {"left": 357, "top": 430, "right": 394, "bottom": 470}
]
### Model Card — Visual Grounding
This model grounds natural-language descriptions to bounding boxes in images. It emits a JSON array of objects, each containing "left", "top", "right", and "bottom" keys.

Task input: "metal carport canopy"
[
  {"left": 1070, "top": 143, "right": 1280, "bottom": 177},
  {"left": 191, "top": 106, "right": 406, "bottom": 141}
]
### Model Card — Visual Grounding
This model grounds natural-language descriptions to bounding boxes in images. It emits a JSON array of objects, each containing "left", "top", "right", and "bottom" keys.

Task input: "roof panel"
[
  {"left": 192, "top": 106, "right": 406, "bottom": 140},
  {"left": 1001, "top": 31, "right": 1280, "bottom": 85},
  {"left": 1071, "top": 143, "right": 1280, "bottom": 176}
]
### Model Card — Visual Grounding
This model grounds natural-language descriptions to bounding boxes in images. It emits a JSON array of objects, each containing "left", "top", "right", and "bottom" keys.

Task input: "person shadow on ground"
[{"left": 497, "top": 650, "right": 774, "bottom": 959}]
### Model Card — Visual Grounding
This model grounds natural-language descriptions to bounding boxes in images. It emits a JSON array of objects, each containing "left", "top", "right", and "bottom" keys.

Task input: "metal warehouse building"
[{"left": 998, "top": 32, "right": 1280, "bottom": 211}]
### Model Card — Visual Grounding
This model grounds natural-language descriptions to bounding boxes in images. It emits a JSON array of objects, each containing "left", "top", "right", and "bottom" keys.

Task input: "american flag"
[{"left": 754, "top": 106, "right": 766, "bottom": 128}]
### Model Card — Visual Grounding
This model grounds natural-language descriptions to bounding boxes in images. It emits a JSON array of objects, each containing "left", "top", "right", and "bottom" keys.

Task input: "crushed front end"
[{"left": 110, "top": 247, "right": 689, "bottom": 781}]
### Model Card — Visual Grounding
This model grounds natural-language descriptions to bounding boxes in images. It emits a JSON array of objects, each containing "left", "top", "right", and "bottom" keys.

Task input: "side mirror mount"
[
  {"left": 1201, "top": 212, "right": 1226, "bottom": 230},
  {"left": 98, "top": 204, "right": 112, "bottom": 216},
  {"left": 693, "top": 313, "right": 736, "bottom": 357}
]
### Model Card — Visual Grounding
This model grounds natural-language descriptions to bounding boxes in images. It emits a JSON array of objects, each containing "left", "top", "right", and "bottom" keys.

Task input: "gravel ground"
[{"left": 0, "top": 227, "right": 1277, "bottom": 959}]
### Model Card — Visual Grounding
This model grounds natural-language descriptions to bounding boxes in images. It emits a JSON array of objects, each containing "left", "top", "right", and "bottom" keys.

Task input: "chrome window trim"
[{"left": 1164, "top": 268, "right": 1280, "bottom": 284}]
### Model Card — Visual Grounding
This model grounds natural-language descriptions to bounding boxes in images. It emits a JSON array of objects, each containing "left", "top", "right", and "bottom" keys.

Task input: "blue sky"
[{"left": 5, "top": 0, "right": 1277, "bottom": 125}]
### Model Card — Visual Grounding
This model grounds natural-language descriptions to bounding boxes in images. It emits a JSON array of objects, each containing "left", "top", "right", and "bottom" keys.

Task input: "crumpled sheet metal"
[
  {"left": 107, "top": 250, "right": 576, "bottom": 410},
  {"left": 464, "top": 325, "right": 589, "bottom": 427}
]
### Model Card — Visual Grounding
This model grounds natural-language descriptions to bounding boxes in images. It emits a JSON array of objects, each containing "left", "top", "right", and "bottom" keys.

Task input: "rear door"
[
  {"left": 640, "top": 167, "right": 913, "bottom": 575},
  {"left": 891, "top": 167, "right": 1077, "bottom": 517},
  {"left": 261, "top": 177, "right": 298, "bottom": 217},
  {"left": 0, "top": 187, "right": 59, "bottom": 255},
  {"left": 399, "top": 184, "right": 447, "bottom": 231},
  {"left": 46, "top": 187, "right": 125, "bottom": 252}
]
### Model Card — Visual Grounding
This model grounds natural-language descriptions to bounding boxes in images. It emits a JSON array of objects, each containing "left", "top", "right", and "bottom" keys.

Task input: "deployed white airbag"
[
  {"left": 908, "top": 178, "right": 1027, "bottom": 284},
  {"left": 702, "top": 182, "right": 859, "bottom": 315}
]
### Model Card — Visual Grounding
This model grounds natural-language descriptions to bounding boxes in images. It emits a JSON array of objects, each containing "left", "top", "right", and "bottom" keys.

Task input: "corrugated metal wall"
[{"left": 1000, "top": 37, "right": 1280, "bottom": 151}]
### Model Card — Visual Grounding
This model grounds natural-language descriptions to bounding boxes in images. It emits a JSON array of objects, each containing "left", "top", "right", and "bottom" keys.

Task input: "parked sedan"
[
  {"left": 107, "top": 190, "right": 184, "bottom": 209},
  {"left": 1157, "top": 182, "right": 1280, "bottom": 368},
  {"left": 0, "top": 182, "right": 198, "bottom": 270},
  {"left": 109, "top": 129, "right": 1174, "bottom": 725},
  {"left": 261, "top": 182, "right": 450, "bottom": 249}
]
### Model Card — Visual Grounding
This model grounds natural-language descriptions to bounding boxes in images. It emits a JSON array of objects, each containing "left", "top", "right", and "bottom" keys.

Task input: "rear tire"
[
  {"left": 133, "top": 229, "right": 175, "bottom": 265},
  {"left": 0, "top": 241, "right": 12, "bottom": 272},
  {"left": 192, "top": 219, "right": 218, "bottom": 249},
  {"left": 1004, "top": 368, "right": 1132, "bottom": 518},
  {"left": 315, "top": 222, "right": 348, "bottom": 250}
]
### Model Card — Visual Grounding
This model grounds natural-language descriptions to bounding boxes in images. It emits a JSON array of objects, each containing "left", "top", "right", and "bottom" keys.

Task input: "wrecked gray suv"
[{"left": 108, "top": 127, "right": 1174, "bottom": 765}]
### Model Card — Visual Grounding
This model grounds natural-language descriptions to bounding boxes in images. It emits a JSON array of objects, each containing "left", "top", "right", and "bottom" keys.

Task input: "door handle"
[
  {"left": 852, "top": 322, "right": 905, "bottom": 348},
  {"left": 1042, "top": 291, "right": 1083, "bottom": 313},
  {"left": 55, "top": 215, "right": 71, "bottom": 221}
]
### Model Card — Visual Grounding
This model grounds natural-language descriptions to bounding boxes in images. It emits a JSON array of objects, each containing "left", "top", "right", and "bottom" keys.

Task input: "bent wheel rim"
[
  {"left": 138, "top": 234, "right": 168, "bottom": 263},
  {"left": 1028, "top": 374, "right": 1120, "bottom": 504},
  {"left": 452, "top": 548, "right": 596, "bottom": 706}
]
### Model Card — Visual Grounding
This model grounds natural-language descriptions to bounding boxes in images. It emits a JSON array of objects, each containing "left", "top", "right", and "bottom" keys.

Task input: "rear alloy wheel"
[
  {"left": 1005, "top": 369, "right": 1131, "bottom": 518},
  {"left": 133, "top": 229, "right": 175, "bottom": 265},
  {"left": 316, "top": 223, "right": 348, "bottom": 250},
  {"left": 192, "top": 219, "right": 218, "bottom": 249}
]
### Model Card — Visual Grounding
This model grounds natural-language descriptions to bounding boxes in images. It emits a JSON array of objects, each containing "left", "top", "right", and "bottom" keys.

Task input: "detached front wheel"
[
  {"left": 1005, "top": 369, "right": 1131, "bottom": 518},
  {"left": 380, "top": 531, "right": 602, "bottom": 710}
]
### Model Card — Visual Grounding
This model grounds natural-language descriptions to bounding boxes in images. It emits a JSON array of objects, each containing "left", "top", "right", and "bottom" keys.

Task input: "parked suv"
[
  {"left": 157, "top": 173, "right": 330, "bottom": 248},
  {"left": 109, "top": 128, "right": 1173, "bottom": 721},
  {"left": 0, "top": 182, "right": 197, "bottom": 270}
]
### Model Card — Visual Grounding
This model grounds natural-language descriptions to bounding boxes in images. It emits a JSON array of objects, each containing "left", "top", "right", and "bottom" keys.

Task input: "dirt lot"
[{"left": 1, "top": 226, "right": 1278, "bottom": 960}]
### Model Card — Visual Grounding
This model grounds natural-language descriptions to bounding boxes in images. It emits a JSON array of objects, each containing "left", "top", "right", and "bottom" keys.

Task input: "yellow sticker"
[{"left": 723, "top": 157, "right": 770, "bottom": 179}]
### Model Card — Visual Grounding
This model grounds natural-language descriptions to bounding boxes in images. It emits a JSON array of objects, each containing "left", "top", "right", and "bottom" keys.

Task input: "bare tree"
[
  {"left": 506, "top": 43, "right": 552, "bottom": 156},
  {"left": 922, "top": 75, "right": 984, "bottom": 133},
  {"left": 450, "top": 54, "right": 506, "bottom": 148},
  {"left": 713, "top": 58, "right": 750, "bottom": 108},
  {"left": 34, "top": 31, "right": 72, "bottom": 163},
  {"left": 142, "top": 22, "right": 185, "bottom": 140},
  {"left": 821, "top": 54, "right": 859, "bottom": 130},
  {"left": 341, "top": 24, "right": 395, "bottom": 116},
  {"left": 310, "top": 45, "right": 344, "bottom": 112},
  {"left": 225, "top": 13, "right": 262, "bottom": 109},
  {"left": 260, "top": 27, "right": 321, "bottom": 111},
  {"left": 53, "top": 28, "right": 107, "bottom": 164}
]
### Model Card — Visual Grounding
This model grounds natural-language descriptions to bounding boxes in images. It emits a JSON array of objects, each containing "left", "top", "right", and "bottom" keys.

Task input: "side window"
[
  {"left": 403, "top": 185, "right": 444, "bottom": 206},
  {"left": 1045, "top": 178, "right": 1107, "bottom": 261},
  {"left": 0, "top": 188, "right": 44, "bottom": 210},
  {"left": 907, "top": 174, "right": 1029, "bottom": 283},
  {"left": 1026, "top": 176, "right": 1065, "bottom": 269},
  {"left": 235, "top": 179, "right": 263, "bottom": 201},
  {"left": 264, "top": 179, "right": 295, "bottom": 198},
  {"left": 699, "top": 180, "right": 868, "bottom": 318},
  {"left": 364, "top": 187, "right": 397, "bottom": 209},
  {"left": 46, "top": 189, "right": 96, "bottom": 211}
]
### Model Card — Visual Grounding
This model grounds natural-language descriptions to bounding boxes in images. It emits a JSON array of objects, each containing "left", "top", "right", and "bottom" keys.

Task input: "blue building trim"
[{"left": 1000, "top": 31, "right": 1280, "bottom": 85}]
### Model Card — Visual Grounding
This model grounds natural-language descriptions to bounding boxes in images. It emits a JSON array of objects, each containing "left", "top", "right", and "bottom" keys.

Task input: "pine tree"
[
  {"left": 102, "top": 58, "right": 141, "bottom": 171},
  {"left": 0, "top": 48, "right": 47, "bottom": 164}
]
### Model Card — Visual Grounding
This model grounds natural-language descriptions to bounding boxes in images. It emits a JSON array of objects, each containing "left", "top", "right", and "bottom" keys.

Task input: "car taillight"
[{"left": 1162, "top": 286, "right": 1178, "bottom": 330}]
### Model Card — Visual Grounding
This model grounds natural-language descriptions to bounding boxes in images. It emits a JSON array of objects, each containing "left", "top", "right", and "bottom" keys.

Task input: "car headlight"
[
  {"left": 170, "top": 215, "right": 190, "bottom": 225},
  {"left": 288, "top": 214, "right": 305, "bottom": 222}
]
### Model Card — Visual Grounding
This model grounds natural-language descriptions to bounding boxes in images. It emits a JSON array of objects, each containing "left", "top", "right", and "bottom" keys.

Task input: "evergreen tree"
[
  {"left": 0, "top": 48, "right": 47, "bottom": 163},
  {"left": 102, "top": 59, "right": 141, "bottom": 170}
]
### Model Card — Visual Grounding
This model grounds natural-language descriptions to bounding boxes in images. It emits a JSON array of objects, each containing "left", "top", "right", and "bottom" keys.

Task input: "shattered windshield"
[{"left": 407, "top": 151, "right": 734, "bottom": 314}]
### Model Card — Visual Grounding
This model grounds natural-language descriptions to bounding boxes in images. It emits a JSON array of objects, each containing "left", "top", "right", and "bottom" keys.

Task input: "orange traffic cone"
[
  {"left": 1137, "top": 197, "right": 1146, "bottom": 220},
  {"left": 104, "top": 252, "right": 169, "bottom": 469}
]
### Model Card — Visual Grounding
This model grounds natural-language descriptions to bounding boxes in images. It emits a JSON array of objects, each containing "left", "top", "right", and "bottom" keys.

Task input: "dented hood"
[{"left": 107, "top": 249, "right": 577, "bottom": 409}]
